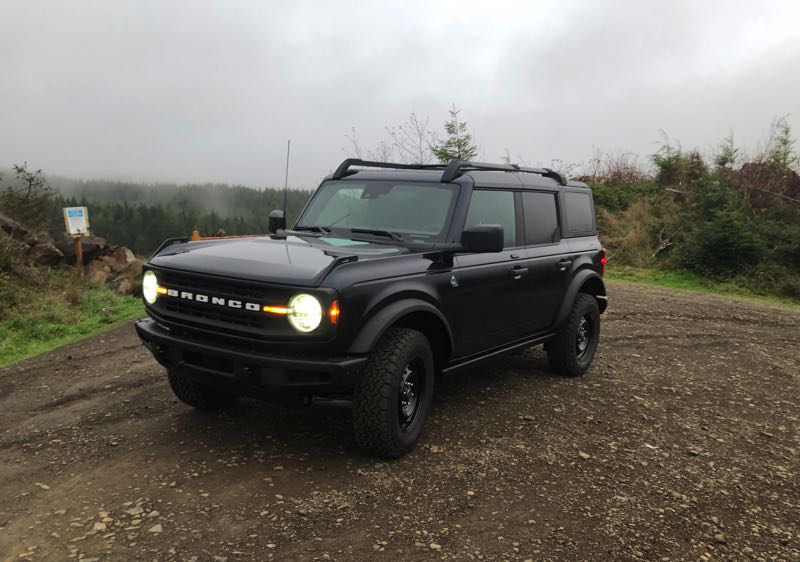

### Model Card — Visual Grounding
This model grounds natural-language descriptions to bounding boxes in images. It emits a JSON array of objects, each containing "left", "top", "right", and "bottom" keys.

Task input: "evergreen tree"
[
  {"left": 431, "top": 105, "right": 479, "bottom": 163},
  {"left": 767, "top": 116, "right": 798, "bottom": 171}
]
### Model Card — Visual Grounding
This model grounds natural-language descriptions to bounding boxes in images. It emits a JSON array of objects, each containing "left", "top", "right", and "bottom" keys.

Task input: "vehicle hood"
[{"left": 147, "top": 234, "right": 408, "bottom": 286}]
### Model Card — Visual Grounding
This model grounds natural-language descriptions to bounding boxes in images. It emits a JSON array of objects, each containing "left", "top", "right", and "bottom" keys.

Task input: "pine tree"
[{"left": 431, "top": 105, "right": 478, "bottom": 163}]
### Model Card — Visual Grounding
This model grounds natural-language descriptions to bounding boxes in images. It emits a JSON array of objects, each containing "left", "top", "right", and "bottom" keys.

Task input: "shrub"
[{"left": 681, "top": 209, "right": 765, "bottom": 278}]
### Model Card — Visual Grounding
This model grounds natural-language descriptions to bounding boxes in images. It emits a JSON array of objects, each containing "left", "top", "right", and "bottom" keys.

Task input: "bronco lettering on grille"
[{"left": 163, "top": 288, "right": 262, "bottom": 311}]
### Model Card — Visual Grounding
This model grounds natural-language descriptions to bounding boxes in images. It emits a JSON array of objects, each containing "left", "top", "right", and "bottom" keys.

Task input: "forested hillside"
[{"left": 51, "top": 179, "right": 312, "bottom": 255}]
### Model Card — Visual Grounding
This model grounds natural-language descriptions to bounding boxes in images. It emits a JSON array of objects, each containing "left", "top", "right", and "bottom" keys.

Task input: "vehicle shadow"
[{"left": 161, "top": 345, "right": 561, "bottom": 463}]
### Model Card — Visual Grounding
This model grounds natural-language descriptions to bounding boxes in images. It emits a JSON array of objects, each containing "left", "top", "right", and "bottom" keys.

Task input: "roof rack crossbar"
[
  {"left": 441, "top": 160, "right": 568, "bottom": 185},
  {"left": 332, "top": 158, "right": 447, "bottom": 180},
  {"left": 331, "top": 158, "right": 570, "bottom": 186}
]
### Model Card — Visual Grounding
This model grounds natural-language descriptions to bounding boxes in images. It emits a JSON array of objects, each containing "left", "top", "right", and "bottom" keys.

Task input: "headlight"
[
  {"left": 287, "top": 293, "right": 322, "bottom": 332},
  {"left": 142, "top": 270, "right": 158, "bottom": 304}
]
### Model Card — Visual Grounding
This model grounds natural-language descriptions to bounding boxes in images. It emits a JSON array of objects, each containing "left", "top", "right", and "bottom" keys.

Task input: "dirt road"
[{"left": 1, "top": 282, "right": 798, "bottom": 561}]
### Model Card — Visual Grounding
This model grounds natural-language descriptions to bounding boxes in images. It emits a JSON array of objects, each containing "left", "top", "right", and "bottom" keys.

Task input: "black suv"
[{"left": 136, "top": 159, "right": 607, "bottom": 457}]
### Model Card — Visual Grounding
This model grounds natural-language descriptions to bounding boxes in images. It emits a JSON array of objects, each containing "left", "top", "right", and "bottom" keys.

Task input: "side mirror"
[
  {"left": 461, "top": 225, "right": 504, "bottom": 253},
  {"left": 268, "top": 210, "right": 286, "bottom": 234}
]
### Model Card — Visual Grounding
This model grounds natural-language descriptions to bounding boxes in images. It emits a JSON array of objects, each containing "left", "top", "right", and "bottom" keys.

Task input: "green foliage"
[
  {"left": 713, "top": 131, "right": 739, "bottom": 172},
  {"left": 588, "top": 181, "right": 655, "bottom": 212},
  {"left": 0, "top": 269, "right": 143, "bottom": 367},
  {"left": 651, "top": 135, "right": 707, "bottom": 187},
  {"left": 431, "top": 104, "right": 479, "bottom": 163},
  {"left": 0, "top": 163, "right": 55, "bottom": 229},
  {"left": 680, "top": 208, "right": 765, "bottom": 277},
  {"left": 767, "top": 116, "right": 798, "bottom": 171},
  {"left": 597, "top": 122, "right": 800, "bottom": 301}
]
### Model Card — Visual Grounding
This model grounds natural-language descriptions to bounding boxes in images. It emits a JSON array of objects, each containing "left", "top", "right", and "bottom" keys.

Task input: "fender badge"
[{"left": 450, "top": 275, "right": 459, "bottom": 288}]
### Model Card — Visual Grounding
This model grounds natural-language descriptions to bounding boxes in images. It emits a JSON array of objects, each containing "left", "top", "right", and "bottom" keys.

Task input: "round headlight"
[
  {"left": 142, "top": 270, "right": 158, "bottom": 304},
  {"left": 287, "top": 293, "right": 323, "bottom": 333}
]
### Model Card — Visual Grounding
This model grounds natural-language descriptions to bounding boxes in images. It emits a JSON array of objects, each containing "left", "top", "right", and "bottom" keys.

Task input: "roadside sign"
[{"left": 63, "top": 206, "right": 90, "bottom": 236}]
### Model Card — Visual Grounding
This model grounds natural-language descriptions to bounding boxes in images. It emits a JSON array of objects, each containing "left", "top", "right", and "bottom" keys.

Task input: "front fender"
[{"left": 347, "top": 298, "right": 453, "bottom": 355}]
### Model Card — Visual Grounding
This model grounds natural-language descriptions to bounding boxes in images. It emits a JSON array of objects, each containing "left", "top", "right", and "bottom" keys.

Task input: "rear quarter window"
[
  {"left": 522, "top": 192, "right": 559, "bottom": 245},
  {"left": 563, "top": 191, "right": 595, "bottom": 236}
]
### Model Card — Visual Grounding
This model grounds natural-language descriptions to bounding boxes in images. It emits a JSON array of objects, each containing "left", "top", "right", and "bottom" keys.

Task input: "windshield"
[{"left": 296, "top": 180, "right": 459, "bottom": 242}]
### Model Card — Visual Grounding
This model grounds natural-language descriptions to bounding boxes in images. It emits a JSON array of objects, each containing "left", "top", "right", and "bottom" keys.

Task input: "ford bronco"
[{"left": 135, "top": 159, "right": 607, "bottom": 458}]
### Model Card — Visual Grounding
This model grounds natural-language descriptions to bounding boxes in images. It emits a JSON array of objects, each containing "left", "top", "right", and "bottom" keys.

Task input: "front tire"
[
  {"left": 167, "top": 369, "right": 238, "bottom": 410},
  {"left": 352, "top": 328, "right": 434, "bottom": 458},
  {"left": 546, "top": 293, "right": 601, "bottom": 377}
]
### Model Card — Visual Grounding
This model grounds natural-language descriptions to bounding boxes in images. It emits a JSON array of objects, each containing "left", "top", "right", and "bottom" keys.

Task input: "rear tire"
[
  {"left": 167, "top": 369, "right": 237, "bottom": 410},
  {"left": 352, "top": 328, "right": 434, "bottom": 458},
  {"left": 546, "top": 293, "right": 600, "bottom": 377}
]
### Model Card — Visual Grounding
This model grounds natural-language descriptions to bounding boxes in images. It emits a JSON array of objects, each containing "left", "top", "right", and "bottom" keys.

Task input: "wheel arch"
[
  {"left": 347, "top": 299, "right": 453, "bottom": 372},
  {"left": 554, "top": 269, "right": 607, "bottom": 329}
]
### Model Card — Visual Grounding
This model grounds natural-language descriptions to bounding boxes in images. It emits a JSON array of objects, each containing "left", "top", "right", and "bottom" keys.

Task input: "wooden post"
[{"left": 75, "top": 236, "right": 84, "bottom": 276}]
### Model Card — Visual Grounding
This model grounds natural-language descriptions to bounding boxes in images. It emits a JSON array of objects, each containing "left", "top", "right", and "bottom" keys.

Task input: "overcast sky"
[{"left": 1, "top": 0, "right": 798, "bottom": 189}]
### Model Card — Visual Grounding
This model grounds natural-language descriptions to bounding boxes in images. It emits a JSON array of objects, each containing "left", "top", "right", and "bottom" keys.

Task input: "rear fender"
[{"left": 554, "top": 269, "right": 607, "bottom": 329}]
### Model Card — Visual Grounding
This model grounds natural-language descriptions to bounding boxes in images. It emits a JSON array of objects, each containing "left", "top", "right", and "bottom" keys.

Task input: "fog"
[{"left": 1, "top": 0, "right": 798, "bottom": 189}]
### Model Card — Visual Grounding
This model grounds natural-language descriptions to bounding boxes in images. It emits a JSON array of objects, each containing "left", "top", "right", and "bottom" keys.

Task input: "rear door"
[
  {"left": 520, "top": 190, "right": 571, "bottom": 332},
  {"left": 450, "top": 188, "right": 528, "bottom": 356}
]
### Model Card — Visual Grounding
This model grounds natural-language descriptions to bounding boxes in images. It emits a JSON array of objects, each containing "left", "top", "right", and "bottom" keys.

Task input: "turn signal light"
[
  {"left": 263, "top": 305, "right": 289, "bottom": 314},
  {"left": 329, "top": 300, "right": 340, "bottom": 324}
]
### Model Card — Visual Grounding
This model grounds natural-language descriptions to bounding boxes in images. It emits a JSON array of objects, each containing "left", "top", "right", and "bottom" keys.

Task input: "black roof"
[{"left": 328, "top": 158, "right": 588, "bottom": 189}]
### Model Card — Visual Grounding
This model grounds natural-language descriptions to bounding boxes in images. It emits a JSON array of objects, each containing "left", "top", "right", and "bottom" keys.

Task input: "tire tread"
[
  {"left": 352, "top": 328, "right": 430, "bottom": 458},
  {"left": 547, "top": 293, "right": 600, "bottom": 377}
]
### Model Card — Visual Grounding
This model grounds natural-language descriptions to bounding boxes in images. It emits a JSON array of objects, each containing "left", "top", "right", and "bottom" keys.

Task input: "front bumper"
[{"left": 135, "top": 318, "right": 367, "bottom": 395}]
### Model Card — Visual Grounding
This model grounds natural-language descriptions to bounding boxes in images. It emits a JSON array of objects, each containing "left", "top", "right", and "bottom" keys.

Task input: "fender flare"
[
  {"left": 553, "top": 269, "right": 607, "bottom": 329},
  {"left": 347, "top": 298, "right": 454, "bottom": 355}
]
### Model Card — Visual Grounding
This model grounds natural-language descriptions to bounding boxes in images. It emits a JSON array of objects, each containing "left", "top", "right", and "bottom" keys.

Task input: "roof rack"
[
  {"left": 331, "top": 158, "right": 569, "bottom": 186},
  {"left": 441, "top": 160, "right": 568, "bottom": 185},
  {"left": 332, "top": 159, "right": 446, "bottom": 180}
]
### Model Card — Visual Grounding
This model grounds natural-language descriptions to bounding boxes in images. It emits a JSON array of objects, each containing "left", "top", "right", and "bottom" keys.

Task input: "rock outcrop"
[{"left": 0, "top": 212, "right": 142, "bottom": 295}]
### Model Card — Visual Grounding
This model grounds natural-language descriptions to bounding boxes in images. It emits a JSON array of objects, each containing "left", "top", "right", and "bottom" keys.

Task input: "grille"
[
  {"left": 163, "top": 298, "right": 268, "bottom": 329},
  {"left": 153, "top": 270, "right": 292, "bottom": 335}
]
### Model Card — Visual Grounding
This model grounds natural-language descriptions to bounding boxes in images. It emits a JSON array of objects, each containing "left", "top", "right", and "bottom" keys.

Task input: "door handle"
[
  {"left": 557, "top": 259, "right": 573, "bottom": 271},
  {"left": 509, "top": 266, "right": 528, "bottom": 280}
]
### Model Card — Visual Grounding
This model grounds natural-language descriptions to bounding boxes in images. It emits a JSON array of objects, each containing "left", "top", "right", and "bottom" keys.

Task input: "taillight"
[{"left": 599, "top": 248, "right": 607, "bottom": 277}]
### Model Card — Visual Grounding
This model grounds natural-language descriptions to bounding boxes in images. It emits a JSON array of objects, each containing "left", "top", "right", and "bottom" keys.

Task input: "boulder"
[
  {"left": 81, "top": 235, "right": 110, "bottom": 262},
  {"left": 111, "top": 276, "right": 132, "bottom": 295},
  {"left": 27, "top": 242, "right": 64, "bottom": 266},
  {"left": 99, "top": 247, "right": 136, "bottom": 273},
  {"left": 54, "top": 235, "right": 111, "bottom": 264},
  {"left": 86, "top": 260, "right": 112, "bottom": 285}
]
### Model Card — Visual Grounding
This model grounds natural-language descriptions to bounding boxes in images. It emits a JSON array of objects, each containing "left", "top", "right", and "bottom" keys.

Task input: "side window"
[
  {"left": 464, "top": 190, "right": 516, "bottom": 248},
  {"left": 522, "top": 192, "right": 559, "bottom": 245},
  {"left": 564, "top": 191, "right": 595, "bottom": 236}
]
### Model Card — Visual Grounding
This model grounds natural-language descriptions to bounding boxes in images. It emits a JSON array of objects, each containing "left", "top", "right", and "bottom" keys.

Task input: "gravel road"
[{"left": 1, "top": 282, "right": 798, "bottom": 561}]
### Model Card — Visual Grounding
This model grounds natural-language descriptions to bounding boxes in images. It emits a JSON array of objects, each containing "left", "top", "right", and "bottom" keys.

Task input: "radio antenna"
[{"left": 282, "top": 139, "right": 291, "bottom": 217}]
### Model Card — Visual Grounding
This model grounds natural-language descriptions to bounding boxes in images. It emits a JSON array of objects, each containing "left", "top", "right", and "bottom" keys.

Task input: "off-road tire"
[
  {"left": 546, "top": 293, "right": 600, "bottom": 377},
  {"left": 167, "top": 369, "right": 237, "bottom": 410},
  {"left": 352, "top": 328, "right": 434, "bottom": 458}
]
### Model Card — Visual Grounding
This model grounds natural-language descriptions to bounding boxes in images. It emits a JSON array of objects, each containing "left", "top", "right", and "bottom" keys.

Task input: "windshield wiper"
[
  {"left": 349, "top": 228, "right": 404, "bottom": 241},
  {"left": 293, "top": 225, "right": 331, "bottom": 234}
]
